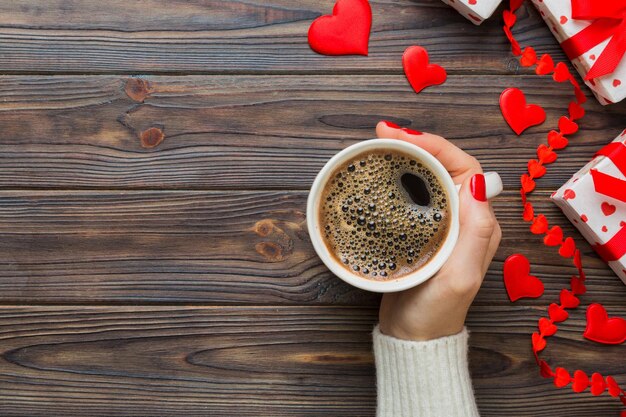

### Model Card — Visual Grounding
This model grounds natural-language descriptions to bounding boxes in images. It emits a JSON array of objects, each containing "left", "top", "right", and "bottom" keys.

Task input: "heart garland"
[{"left": 502, "top": 0, "right": 625, "bottom": 411}]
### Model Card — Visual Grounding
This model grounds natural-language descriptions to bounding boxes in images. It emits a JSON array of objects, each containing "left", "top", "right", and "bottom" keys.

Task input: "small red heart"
[
  {"left": 523, "top": 202, "right": 534, "bottom": 221},
  {"left": 527, "top": 159, "right": 546, "bottom": 178},
  {"left": 562, "top": 189, "right": 576, "bottom": 200},
  {"left": 554, "top": 367, "right": 571, "bottom": 388},
  {"left": 572, "top": 370, "right": 589, "bottom": 393},
  {"left": 548, "top": 130, "right": 568, "bottom": 149},
  {"left": 531, "top": 215, "right": 548, "bottom": 234},
  {"left": 559, "top": 237, "right": 576, "bottom": 258},
  {"left": 568, "top": 101, "right": 585, "bottom": 120},
  {"left": 580, "top": 214, "right": 588, "bottom": 222},
  {"left": 570, "top": 275, "right": 587, "bottom": 295},
  {"left": 539, "top": 317, "right": 557, "bottom": 336},
  {"left": 553, "top": 62, "right": 571, "bottom": 82},
  {"left": 606, "top": 376, "right": 621, "bottom": 397},
  {"left": 560, "top": 288, "right": 580, "bottom": 308},
  {"left": 601, "top": 202, "right": 616, "bottom": 216},
  {"left": 539, "top": 360, "right": 554, "bottom": 378},
  {"left": 537, "top": 144, "right": 557, "bottom": 163},
  {"left": 520, "top": 46, "right": 537, "bottom": 67},
  {"left": 536, "top": 54, "right": 555, "bottom": 75},
  {"left": 560, "top": 15, "right": 568, "bottom": 24},
  {"left": 307, "top": 0, "right": 372, "bottom": 56},
  {"left": 584, "top": 303, "right": 626, "bottom": 345},
  {"left": 503, "top": 10, "right": 517, "bottom": 28},
  {"left": 402, "top": 46, "right": 447, "bottom": 94},
  {"left": 500, "top": 88, "right": 546, "bottom": 135},
  {"left": 558, "top": 116, "right": 578, "bottom": 135},
  {"left": 548, "top": 303, "right": 569, "bottom": 322},
  {"left": 590, "top": 54, "right": 596, "bottom": 60},
  {"left": 602, "top": 225, "right": 608, "bottom": 232},
  {"left": 614, "top": 79, "right": 622, "bottom": 87},
  {"left": 468, "top": 0, "right": 477, "bottom": 3},
  {"left": 503, "top": 254, "right": 545, "bottom": 302},
  {"left": 591, "top": 372, "right": 607, "bottom": 396},
  {"left": 544, "top": 225, "right": 563, "bottom": 246},
  {"left": 532, "top": 332, "right": 546, "bottom": 352},
  {"left": 521, "top": 174, "right": 536, "bottom": 193}
]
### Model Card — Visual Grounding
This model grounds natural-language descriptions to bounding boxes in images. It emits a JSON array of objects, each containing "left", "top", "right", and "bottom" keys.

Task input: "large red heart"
[
  {"left": 583, "top": 304, "right": 626, "bottom": 345},
  {"left": 402, "top": 46, "right": 447, "bottom": 94},
  {"left": 500, "top": 88, "right": 546, "bottom": 135},
  {"left": 307, "top": 0, "right": 372, "bottom": 56},
  {"left": 504, "top": 254, "right": 544, "bottom": 302}
]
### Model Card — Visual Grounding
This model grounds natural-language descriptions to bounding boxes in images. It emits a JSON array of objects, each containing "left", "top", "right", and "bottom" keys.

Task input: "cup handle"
[{"left": 454, "top": 172, "right": 503, "bottom": 200}]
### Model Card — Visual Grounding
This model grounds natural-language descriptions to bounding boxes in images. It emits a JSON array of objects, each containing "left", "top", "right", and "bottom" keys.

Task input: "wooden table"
[{"left": 0, "top": 1, "right": 624, "bottom": 416}]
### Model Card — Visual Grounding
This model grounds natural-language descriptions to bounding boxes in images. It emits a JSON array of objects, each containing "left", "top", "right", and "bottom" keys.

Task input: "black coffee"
[{"left": 319, "top": 150, "right": 450, "bottom": 281}]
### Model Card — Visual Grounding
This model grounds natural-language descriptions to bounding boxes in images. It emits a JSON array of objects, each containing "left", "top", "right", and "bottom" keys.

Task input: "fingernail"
[
  {"left": 402, "top": 128, "right": 423, "bottom": 135},
  {"left": 381, "top": 120, "right": 401, "bottom": 129},
  {"left": 470, "top": 174, "right": 487, "bottom": 202}
]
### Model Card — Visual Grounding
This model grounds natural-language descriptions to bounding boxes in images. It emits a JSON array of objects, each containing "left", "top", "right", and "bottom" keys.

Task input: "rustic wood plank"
[
  {"left": 0, "top": 1, "right": 564, "bottom": 75},
  {"left": 0, "top": 305, "right": 623, "bottom": 416},
  {"left": 0, "top": 189, "right": 623, "bottom": 305},
  {"left": 0, "top": 74, "right": 624, "bottom": 190}
]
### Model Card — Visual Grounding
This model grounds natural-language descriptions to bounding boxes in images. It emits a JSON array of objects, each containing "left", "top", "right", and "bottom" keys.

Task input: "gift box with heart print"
[
  {"left": 552, "top": 129, "right": 626, "bottom": 285},
  {"left": 529, "top": 0, "right": 626, "bottom": 105},
  {"left": 439, "top": 0, "right": 502, "bottom": 25}
]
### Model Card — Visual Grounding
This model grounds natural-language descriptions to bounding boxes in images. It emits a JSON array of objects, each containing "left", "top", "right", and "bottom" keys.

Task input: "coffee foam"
[{"left": 319, "top": 150, "right": 450, "bottom": 281}]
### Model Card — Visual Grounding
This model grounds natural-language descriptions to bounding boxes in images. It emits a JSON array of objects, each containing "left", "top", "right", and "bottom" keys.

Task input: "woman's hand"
[{"left": 376, "top": 121, "right": 501, "bottom": 341}]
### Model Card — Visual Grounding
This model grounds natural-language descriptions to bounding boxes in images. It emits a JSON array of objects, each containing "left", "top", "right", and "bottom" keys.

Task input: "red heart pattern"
[
  {"left": 402, "top": 46, "right": 447, "bottom": 94},
  {"left": 560, "top": 289, "right": 580, "bottom": 308},
  {"left": 503, "top": 254, "right": 545, "bottom": 302},
  {"left": 558, "top": 116, "right": 578, "bottom": 135},
  {"left": 591, "top": 372, "right": 607, "bottom": 396},
  {"left": 558, "top": 237, "right": 576, "bottom": 258},
  {"left": 535, "top": 54, "right": 555, "bottom": 75},
  {"left": 583, "top": 304, "right": 626, "bottom": 345},
  {"left": 307, "top": 0, "right": 372, "bottom": 56},
  {"left": 547, "top": 130, "right": 568, "bottom": 149},
  {"left": 500, "top": 88, "right": 546, "bottom": 135},
  {"left": 572, "top": 370, "right": 589, "bottom": 393},
  {"left": 537, "top": 144, "right": 557, "bottom": 163},
  {"left": 543, "top": 225, "right": 563, "bottom": 246},
  {"left": 601, "top": 202, "right": 616, "bottom": 216},
  {"left": 554, "top": 367, "right": 571, "bottom": 388},
  {"left": 548, "top": 303, "right": 569, "bottom": 322},
  {"left": 530, "top": 214, "right": 548, "bottom": 234}
]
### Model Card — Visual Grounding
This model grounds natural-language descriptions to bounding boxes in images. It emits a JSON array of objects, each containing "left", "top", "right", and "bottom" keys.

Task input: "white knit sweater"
[{"left": 373, "top": 326, "right": 480, "bottom": 417}]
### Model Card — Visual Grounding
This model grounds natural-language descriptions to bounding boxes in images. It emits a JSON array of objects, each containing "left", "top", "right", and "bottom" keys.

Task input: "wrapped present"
[
  {"left": 440, "top": 0, "right": 502, "bottom": 25},
  {"left": 552, "top": 129, "right": 626, "bottom": 285},
  {"left": 530, "top": 0, "right": 626, "bottom": 105}
]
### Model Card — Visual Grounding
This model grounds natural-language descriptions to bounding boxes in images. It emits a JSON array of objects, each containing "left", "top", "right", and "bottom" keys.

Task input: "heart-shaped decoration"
[
  {"left": 591, "top": 372, "right": 607, "bottom": 396},
  {"left": 530, "top": 214, "right": 548, "bottom": 234},
  {"left": 527, "top": 159, "right": 546, "bottom": 177},
  {"left": 553, "top": 62, "right": 571, "bottom": 82},
  {"left": 523, "top": 202, "right": 534, "bottom": 221},
  {"left": 554, "top": 367, "right": 571, "bottom": 388},
  {"left": 544, "top": 225, "right": 563, "bottom": 246},
  {"left": 568, "top": 101, "right": 585, "bottom": 120},
  {"left": 572, "top": 370, "right": 589, "bottom": 393},
  {"left": 560, "top": 15, "right": 568, "bottom": 24},
  {"left": 607, "top": 376, "right": 621, "bottom": 397},
  {"left": 532, "top": 332, "right": 546, "bottom": 352},
  {"left": 307, "top": 0, "right": 372, "bottom": 56},
  {"left": 560, "top": 288, "right": 580, "bottom": 308},
  {"left": 539, "top": 360, "right": 554, "bottom": 378},
  {"left": 601, "top": 202, "right": 616, "bottom": 216},
  {"left": 562, "top": 189, "right": 576, "bottom": 200},
  {"left": 548, "top": 130, "right": 568, "bottom": 149},
  {"left": 583, "top": 304, "right": 626, "bottom": 345},
  {"left": 536, "top": 54, "right": 555, "bottom": 75},
  {"left": 548, "top": 303, "right": 569, "bottom": 322},
  {"left": 520, "top": 46, "right": 537, "bottom": 67},
  {"left": 402, "top": 46, "right": 447, "bottom": 94},
  {"left": 500, "top": 88, "right": 546, "bottom": 135},
  {"left": 559, "top": 237, "right": 576, "bottom": 258},
  {"left": 537, "top": 144, "right": 557, "bottom": 163},
  {"left": 521, "top": 174, "right": 536, "bottom": 193},
  {"left": 558, "top": 116, "right": 578, "bottom": 135},
  {"left": 539, "top": 317, "right": 557, "bottom": 336},
  {"left": 503, "top": 254, "right": 545, "bottom": 302},
  {"left": 570, "top": 275, "right": 587, "bottom": 295},
  {"left": 614, "top": 79, "right": 622, "bottom": 87},
  {"left": 503, "top": 10, "right": 517, "bottom": 27}
]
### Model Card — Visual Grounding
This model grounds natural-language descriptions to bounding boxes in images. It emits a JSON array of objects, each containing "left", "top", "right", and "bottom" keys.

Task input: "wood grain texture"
[
  {"left": 1, "top": 189, "right": 623, "bottom": 305},
  {"left": 0, "top": 74, "right": 624, "bottom": 190},
  {"left": 0, "top": 1, "right": 565, "bottom": 74},
  {"left": 0, "top": 306, "right": 624, "bottom": 416}
]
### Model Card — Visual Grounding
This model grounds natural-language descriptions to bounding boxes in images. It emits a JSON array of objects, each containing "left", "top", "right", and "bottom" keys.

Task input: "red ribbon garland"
[{"left": 559, "top": 0, "right": 626, "bottom": 80}]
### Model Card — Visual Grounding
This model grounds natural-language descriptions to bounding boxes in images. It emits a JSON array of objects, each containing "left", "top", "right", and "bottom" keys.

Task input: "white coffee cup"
[{"left": 307, "top": 138, "right": 503, "bottom": 293}]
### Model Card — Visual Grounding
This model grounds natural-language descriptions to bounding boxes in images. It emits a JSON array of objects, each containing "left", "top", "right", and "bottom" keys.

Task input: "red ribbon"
[
  {"left": 559, "top": 0, "right": 626, "bottom": 80},
  {"left": 590, "top": 140, "right": 626, "bottom": 262}
]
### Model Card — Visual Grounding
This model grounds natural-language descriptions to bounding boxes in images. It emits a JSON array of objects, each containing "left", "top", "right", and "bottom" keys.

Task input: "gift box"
[
  {"left": 439, "top": 0, "right": 502, "bottom": 25},
  {"left": 552, "top": 129, "right": 626, "bottom": 285},
  {"left": 529, "top": 0, "right": 626, "bottom": 105}
]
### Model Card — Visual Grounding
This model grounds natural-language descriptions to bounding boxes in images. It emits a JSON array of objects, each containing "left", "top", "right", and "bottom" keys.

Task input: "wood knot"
[
  {"left": 125, "top": 78, "right": 152, "bottom": 103},
  {"left": 253, "top": 219, "right": 275, "bottom": 237},
  {"left": 255, "top": 242, "right": 284, "bottom": 262},
  {"left": 140, "top": 127, "right": 165, "bottom": 149},
  {"left": 251, "top": 218, "right": 294, "bottom": 262}
]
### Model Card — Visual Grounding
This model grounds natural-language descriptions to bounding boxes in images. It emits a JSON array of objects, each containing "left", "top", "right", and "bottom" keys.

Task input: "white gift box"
[
  {"left": 530, "top": 0, "right": 626, "bottom": 105},
  {"left": 552, "top": 129, "right": 626, "bottom": 285},
  {"left": 440, "top": 0, "right": 502, "bottom": 25}
]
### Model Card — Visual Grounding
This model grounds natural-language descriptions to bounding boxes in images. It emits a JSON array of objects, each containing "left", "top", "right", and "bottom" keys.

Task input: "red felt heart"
[
  {"left": 572, "top": 370, "right": 589, "bottom": 393},
  {"left": 500, "top": 88, "right": 546, "bottom": 135},
  {"left": 521, "top": 174, "right": 536, "bottom": 193},
  {"left": 402, "top": 46, "right": 447, "bottom": 94},
  {"left": 571, "top": 275, "right": 587, "bottom": 296},
  {"left": 607, "top": 376, "right": 622, "bottom": 397},
  {"left": 536, "top": 54, "right": 555, "bottom": 75},
  {"left": 503, "top": 10, "right": 517, "bottom": 27},
  {"left": 530, "top": 214, "right": 548, "bottom": 234},
  {"left": 548, "top": 130, "right": 568, "bottom": 149},
  {"left": 553, "top": 62, "right": 571, "bottom": 82},
  {"left": 527, "top": 159, "right": 546, "bottom": 178},
  {"left": 307, "top": 0, "right": 372, "bottom": 56},
  {"left": 523, "top": 202, "right": 534, "bottom": 221},
  {"left": 554, "top": 367, "right": 571, "bottom": 388},
  {"left": 574, "top": 249, "right": 582, "bottom": 269},
  {"left": 539, "top": 360, "right": 554, "bottom": 378},
  {"left": 591, "top": 372, "right": 607, "bottom": 396},
  {"left": 544, "top": 225, "right": 563, "bottom": 246},
  {"left": 520, "top": 46, "right": 537, "bottom": 67},
  {"left": 510, "top": 0, "right": 524, "bottom": 11},
  {"left": 539, "top": 317, "right": 557, "bottom": 336},
  {"left": 584, "top": 303, "right": 626, "bottom": 345},
  {"left": 532, "top": 332, "right": 546, "bottom": 352},
  {"left": 537, "top": 144, "right": 557, "bottom": 163},
  {"left": 559, "top": 237, "right": 576, "bottom": 258},
  {"left": 558, "top": 116, "right": 578, "bottom": 135},
  {"left": 601, "top": 202, "right": 616, "bottom": 216},
  {"left": 548, "top": 303, "right": 569, "bottom": 322},
  {"left": 562, "top": 189, "right": 576, "bottom": 200},
  {"left": 503, "top": 254, "right": 545, "bottom": 302},
  {"left": 568, "top": 101, "right": 585, "bottom": 120},
  {"left": 560, "top": 288, "right": 580, "bottom": 308}
]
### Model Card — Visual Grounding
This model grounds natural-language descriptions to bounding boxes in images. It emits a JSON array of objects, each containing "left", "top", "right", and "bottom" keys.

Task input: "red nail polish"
[
  {"left": 402, "top": 128, "right": 423, "bottom": 135},
  {"left": 470, "top": 174, "right": 487, "bottom": 202},
  {"left": 382, "top": 120, "right": 401, "bottom": 129}
]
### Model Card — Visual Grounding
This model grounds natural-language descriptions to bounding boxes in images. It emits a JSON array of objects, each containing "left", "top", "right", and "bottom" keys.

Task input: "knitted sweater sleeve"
[{"left": 373, "top": 325, "right": 480, "bottom": 417}]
